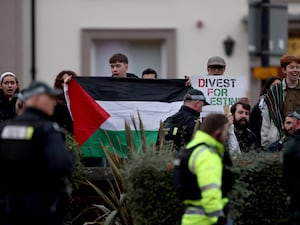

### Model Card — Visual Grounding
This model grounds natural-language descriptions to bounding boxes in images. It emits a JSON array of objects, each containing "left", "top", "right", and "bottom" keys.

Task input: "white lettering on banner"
[{"left": 191, "top": 75, "right": 249, "bottom": 119}]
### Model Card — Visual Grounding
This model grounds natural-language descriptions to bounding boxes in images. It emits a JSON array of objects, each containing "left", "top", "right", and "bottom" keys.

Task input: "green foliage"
[
  {"left": 70, "top": 112, "right": 179, "bottom": 225},
  {"left": 123, "top": 149, "right": 184, "bottom": 225},
  {"left": 65, "top": 134, "right": 86, "bottom": 190},
  {"left": 66, "top": 112, "right": 293, "bottom": 225},
  {"left": 229, "top": 151, "right": 291, "bottom": 225},
  {"left": 70, "top": 146, "right": 133, "bottom": 225},
  {"left": 122, "top": 113, "right": 184, "bottom": 225},
  {"left": 123, "top": 149, "right": 292, "bottom": 225},
  {"left": 64, "top": 134, "right": 86, "bottom": 225}
]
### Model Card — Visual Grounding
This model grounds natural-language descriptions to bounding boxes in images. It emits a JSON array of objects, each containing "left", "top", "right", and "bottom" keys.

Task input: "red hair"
[{"left": 280, "top": 55, "right": 300, "bottom": 69}]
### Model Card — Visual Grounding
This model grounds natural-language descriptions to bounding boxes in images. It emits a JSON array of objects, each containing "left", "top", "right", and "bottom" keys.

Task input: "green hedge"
[
  {"left": 123, "top": 150, "right": 292, "bottom": 225},
  {"left": 123, "top": 150, "right": 184, "bottom": 225},
  {"left": 230, "top": 151, "right": 291, "bottom": 225}
]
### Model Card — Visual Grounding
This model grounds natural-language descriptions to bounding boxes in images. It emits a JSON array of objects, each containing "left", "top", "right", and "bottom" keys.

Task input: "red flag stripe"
[{"left": 68, "top": 79, "right": 110, "bottom": 146}]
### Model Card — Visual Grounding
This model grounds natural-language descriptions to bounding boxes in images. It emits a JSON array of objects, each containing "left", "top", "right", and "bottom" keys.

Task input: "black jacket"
[
  {"left": 0, "top": 107, "right": 74, "bottom": 224},
  {"left": 249, "top": 102, "right": 262, "bottom": 145},
  {"left": 160, "top": 105, "right": 200, "bottom": 151},
  {"left": 0, "top": 90, "right": 17, "bottom": 123},
  {"left": 234, "top": 128, "right": 261, "bottom": 152},
  {"left": 126, "top": 73, "right": 139, "bottom": 78},
  {"left": 53, "top": 103, "right": 73, "bottom": 134},
  {"left": 0, "top": 107, "right": 74, "bottom": 187},
  {"left": 283, "top": 130, "right": 300, "bottom": 207}
]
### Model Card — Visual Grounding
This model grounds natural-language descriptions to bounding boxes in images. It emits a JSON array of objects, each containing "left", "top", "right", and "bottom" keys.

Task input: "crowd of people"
[
  {"left": 161, "top": 54, "right": 300, "bottom": 225},
  {"left": 0, "top": 52, "right": 299, "bottom": 225}
]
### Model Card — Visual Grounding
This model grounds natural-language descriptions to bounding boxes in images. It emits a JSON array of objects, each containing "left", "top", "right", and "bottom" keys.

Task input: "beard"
[
  {"left": 285, "top": 128, "right": 294, "bottom": 135},
  {"left": 233, "top": 118, "right": 249, "bottom": 130}
]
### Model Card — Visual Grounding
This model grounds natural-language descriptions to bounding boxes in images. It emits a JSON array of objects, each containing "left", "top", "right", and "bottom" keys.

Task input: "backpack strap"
[
  {"left": 189, "top": 143, "right": 216, "bottom": 174},
  {"left": 187, "top": 142, "right": 206, "bottom": 151}
]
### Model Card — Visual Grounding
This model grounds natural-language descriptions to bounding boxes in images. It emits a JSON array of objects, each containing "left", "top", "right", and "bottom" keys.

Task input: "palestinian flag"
[{"left": 65, "top": 76, "right": 190, "bottom": 157}]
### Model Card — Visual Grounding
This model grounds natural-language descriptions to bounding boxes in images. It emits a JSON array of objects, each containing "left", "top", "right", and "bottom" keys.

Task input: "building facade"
[{"left": 1, "top": 0, "right": 300, "bottom": 102}]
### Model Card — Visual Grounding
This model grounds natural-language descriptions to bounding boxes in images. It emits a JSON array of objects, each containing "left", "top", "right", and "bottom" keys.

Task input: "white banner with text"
[{"left": 191, "top": 75, "right": 249, "bottom": 119}]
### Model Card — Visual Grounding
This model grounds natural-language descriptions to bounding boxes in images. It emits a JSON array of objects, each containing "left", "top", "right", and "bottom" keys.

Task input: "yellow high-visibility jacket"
[{"left": 181, "top": 130, "right": 228, "bottom": 225}]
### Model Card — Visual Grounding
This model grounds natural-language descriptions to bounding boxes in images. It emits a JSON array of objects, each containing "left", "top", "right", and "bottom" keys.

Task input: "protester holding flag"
[
  {"left": 110, "top": 53, "right": 192, "bottom": 85},
  {"left": 109, "top": 53, "right": 139, "bottom": 78},
  {"left": 53, "top": 70, "right": 77, "bottom": 134}
]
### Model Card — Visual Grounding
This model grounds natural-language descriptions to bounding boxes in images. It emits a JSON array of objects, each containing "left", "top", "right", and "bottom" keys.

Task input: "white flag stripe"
[{"left": 97, "top": 100, "right": 183, "bottom": 131}]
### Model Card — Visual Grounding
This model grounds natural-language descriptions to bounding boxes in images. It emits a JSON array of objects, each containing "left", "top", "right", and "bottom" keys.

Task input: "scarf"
[{"left": 264, "top": 82, "right": 284, "bottom": 137}]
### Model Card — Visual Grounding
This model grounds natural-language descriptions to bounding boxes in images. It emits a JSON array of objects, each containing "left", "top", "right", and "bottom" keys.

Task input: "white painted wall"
[{"left": 20, "top": 0, "right": 300, "bottom": 101}]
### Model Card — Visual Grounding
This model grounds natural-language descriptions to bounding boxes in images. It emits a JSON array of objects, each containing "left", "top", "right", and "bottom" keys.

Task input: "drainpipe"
[
  {"left": 31, "top": 0, "right": 36, "bottom": 81},
  {"left": 261, "top": 0, "right": 270, "bottom": 86},
  {"left": 261, "top": 0, "right": 270, "bottom": 67}
]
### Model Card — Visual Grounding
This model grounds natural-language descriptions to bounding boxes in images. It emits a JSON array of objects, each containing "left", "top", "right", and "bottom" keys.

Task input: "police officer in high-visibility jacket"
[{"left": 180, "top": 113, "right": 230, "bottom": 225}]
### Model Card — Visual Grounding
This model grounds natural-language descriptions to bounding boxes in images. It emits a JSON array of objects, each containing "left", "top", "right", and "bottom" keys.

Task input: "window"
[{"left": 81, "top": 29, "right": 176, "bottom": 78}]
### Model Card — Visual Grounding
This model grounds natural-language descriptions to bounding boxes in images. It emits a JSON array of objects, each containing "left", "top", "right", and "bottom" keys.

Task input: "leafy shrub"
[
  {"left": 68, "top": 119, "right": 140, "bottom": 225},
  {"left": 123, "top": 149, "right": 184, "bottom": 225},
  {"left": 68, "top": 112, "right": 292, "bottom": 225},
  {"left": 229, "top": 151, "right": 291, "bottom": 225},
  {"left": 65, "top": 133, "right": 85, "bottom": 191},
  {"left": 71, "top": 115, "right": 184, "bottom": 225},
  {"left": 64, "top": 134, "right": 86, "bottom": 225},
  {"left": 123, "top": 150, "right": 292, "bottom": 225}
]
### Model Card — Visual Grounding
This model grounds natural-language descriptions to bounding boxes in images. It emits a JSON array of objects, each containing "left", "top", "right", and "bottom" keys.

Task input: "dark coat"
[
  {"left": 0, "top": 90, "right": 17, "bottom": 123},
  {"left": 159, "top": 105, "right": 200, "bottom": 151},
  {"left": 53, "top": 103, "right": 73, "bottom": 134},
  {"left": 283, "top": 130, "right": 300, "bottom": 207},
  {"left": 234, "top": 128, "right": 261, "bottom": 152},
  {"left": 0, "top": 107, "right": 74, "bottom": 225},
  {"left": 249, "top": 101, "right": 262, "bottom": 145}
]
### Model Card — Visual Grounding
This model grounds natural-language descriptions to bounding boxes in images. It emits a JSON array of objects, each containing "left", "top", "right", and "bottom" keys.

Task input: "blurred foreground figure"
[
  {"left": 0, "top": 80, "right": 74, "bottom": 225},
  {"left": 283, "top": 107, "right": 300, "bottom": 225}
]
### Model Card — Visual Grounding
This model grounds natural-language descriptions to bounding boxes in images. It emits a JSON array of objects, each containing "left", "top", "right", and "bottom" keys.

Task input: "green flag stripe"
[{"left": 80, "top": 129, "right": 158, "bottom": 157}]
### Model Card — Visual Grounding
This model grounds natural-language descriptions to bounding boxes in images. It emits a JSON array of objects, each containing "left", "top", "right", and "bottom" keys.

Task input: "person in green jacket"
[{"left": 181, "top": 113, "right": 230, "bottom": 225}]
